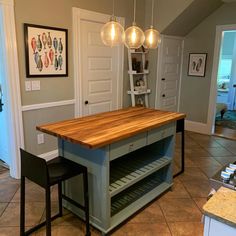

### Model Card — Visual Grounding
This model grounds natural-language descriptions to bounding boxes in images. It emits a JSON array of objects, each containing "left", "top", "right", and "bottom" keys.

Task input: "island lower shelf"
[
  {"left": 61, "top": 126, "right": 175, "bottom": 234},
  {"left": 111, "top": 168, "right": 171, "bottom": 216}
]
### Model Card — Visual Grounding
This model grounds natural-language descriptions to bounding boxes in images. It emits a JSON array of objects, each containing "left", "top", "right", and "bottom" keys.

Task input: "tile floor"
[{"left": 0, "top": 131, "right": 236, "bottom": 236}]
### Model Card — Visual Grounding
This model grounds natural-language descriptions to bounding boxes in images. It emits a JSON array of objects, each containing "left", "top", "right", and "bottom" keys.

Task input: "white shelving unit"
[{"left": 127, "top": 49, "right": 150, "bottom": 107}]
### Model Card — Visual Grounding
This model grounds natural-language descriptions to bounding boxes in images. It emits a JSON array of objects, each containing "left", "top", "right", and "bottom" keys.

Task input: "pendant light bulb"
[
  {"left": 124, "top": 23, "right": 145, "bottom": 49},
  {"left": 124, "top": 0, "right": 145, "bottom": 49},
  {"left": 101, "top": 17, "right": 125, "bottom": 47},
  {"left": 143, "top": 0, "right": 161, "bottom": 49},
  {"left": 144, "top": 26, "right": 161, "bottom": 49},
  {"left": 100, "top": 0, "right": 125, "bottom": 47}
]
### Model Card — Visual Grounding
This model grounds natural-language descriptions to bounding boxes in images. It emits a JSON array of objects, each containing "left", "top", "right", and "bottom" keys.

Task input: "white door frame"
[
  {"left": 0, "top": 0, "right": 24, "bottom": 179},
  {"left": 72, "top": 8, "right": 124, "bottom": 117},
  {"left": 155, "top": 35, "right": 184, "bottom": 112},
  {"left": 207, "top": 24, "right": 236, "bottom": 134}
]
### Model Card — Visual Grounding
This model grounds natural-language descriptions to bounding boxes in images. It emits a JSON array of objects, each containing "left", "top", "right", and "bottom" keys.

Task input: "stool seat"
[
  {"left": 20, "top": 149, "right": 90, "bottom": 236},
  {"left": 47, "top": 157, "right": 86, "bottom": 185}
]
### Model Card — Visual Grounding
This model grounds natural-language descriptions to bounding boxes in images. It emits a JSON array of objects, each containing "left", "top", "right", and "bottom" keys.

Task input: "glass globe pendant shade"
[
  {"left": 124, "top": 23, "right": 145, "bottom": 49},
  {"left": 100, "top": 17, "right": 125, "bottom": 47},
  {"left": 144, "top": 26, "right": 161, "bottom": 49}
]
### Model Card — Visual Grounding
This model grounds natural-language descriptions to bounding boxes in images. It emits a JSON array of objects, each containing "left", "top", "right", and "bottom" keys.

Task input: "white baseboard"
[
  {"left": 185, "top": 120, "right": 211, "bottom": 135},
  {"left": 38, "top": 149, "right": 58, "bottom": 161}
]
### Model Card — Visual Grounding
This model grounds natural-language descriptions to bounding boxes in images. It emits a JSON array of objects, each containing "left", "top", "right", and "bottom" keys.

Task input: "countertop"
[
  {"left": 37, "top": 107, "right": 185, "bottom": 149},
  {"left": 203, "top": 187, "right": 236, "bottom": 228}
]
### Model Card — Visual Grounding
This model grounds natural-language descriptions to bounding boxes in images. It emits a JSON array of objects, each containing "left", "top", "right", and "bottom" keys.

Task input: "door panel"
[
  {"left": 158, "top": 36, "right": 183, "bottom": 112},
  {"left": 81, "top": 20, "right": 119, "bottom": 116}
]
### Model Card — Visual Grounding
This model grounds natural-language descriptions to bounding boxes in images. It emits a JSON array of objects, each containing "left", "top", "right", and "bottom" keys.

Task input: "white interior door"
[
  {"left": 73, "top": 8, "right": 124, "bottom": 117},
  {"left": 156, "top": 35, "right": 183, "bottom": 112}
]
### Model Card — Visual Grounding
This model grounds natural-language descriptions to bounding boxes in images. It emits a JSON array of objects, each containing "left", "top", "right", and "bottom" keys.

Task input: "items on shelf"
[{"left": 127, "top": 47, "right": 151, "bottom": 107}]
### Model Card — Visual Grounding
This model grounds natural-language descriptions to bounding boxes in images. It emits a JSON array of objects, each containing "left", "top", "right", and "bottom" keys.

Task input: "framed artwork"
[
  {"left": 188, "top": 53, "right": 207, "bottom": 77},
  {"left": 24, "top": 23, "right": 68, "bottom": 77}
]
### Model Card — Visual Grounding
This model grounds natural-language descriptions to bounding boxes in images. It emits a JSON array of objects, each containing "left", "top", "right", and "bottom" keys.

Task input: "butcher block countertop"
[{"left": 37, "top": 107, "right": 186, "bottom": 149}]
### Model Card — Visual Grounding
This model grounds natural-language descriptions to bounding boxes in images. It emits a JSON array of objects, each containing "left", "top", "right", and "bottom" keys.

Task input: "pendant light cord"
[
  {"left": 133, "top": 0, "right": 136, "bottom": 23},
  {"left": 151, "top": 0, "right": 154, "bottom": 27},
  {"left": 112, "top": 0, "right": 115, "bottom": 16}
]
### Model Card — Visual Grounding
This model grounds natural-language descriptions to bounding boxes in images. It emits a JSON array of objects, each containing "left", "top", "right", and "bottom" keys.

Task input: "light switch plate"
[
  {"left": 25, "top": 81, "right": 31, "bottom": 91},
  {"left": 32, "top": 80, "right": 40, "bottom": 91}
]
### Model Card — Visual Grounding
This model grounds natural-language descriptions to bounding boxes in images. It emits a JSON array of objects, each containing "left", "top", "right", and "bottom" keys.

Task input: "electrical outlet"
[{"left": 37, "top": 133, "right": 44, "bottom": 144}]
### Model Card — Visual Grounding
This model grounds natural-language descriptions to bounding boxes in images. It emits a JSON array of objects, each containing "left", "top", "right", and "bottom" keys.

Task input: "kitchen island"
[{"left": 37, "top": 107, "right": 185, "bottom": 234}]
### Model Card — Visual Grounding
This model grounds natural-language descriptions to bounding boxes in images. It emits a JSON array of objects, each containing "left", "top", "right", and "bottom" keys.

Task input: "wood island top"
[{"left": 37, "top": 107, "right": 186, "bottom": 149}]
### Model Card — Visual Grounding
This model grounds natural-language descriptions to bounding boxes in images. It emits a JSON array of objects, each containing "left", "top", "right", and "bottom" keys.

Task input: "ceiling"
[{"left": 162, "top": 0, "right": 223, "bottom": 36}]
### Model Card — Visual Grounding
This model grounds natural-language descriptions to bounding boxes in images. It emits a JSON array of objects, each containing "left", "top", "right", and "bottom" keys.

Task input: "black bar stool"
[
  {"left": 20, "top": 148, "right": 90, "bottom": 236},
  {"left": 174, "top": 118, "right": 185, "bottom": 178}
]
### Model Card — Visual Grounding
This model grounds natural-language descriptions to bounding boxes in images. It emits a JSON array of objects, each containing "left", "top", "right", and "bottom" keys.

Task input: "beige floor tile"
[
  {"left": 0, "top": 226, "right": 20, "bottom": 236},
  {"left": 118, "top": 222, "right": 172, "bottom": 236},
  {"left": 0, "top": 202, "right": 44, "bottom": 227},
  {"left": 214, "top": 137, "right": 236, "bottom": 147},
  {"left": 185, "top": 148, "right": 211, "bottom": 158},
  {"left": 182, "top": 180, "right": 211, "bottom": 198},
  {"left": 178, "top": 167, "right": 208, "bottom": 182},
  {"left": 190, "top": 156, "right": 222, "bottom": 167},
  {"left": 128, "top": 201, "right": 166, "bottom": 223},
  {"left": 213, "top": 155, "right": 236, "bottom": 165},
  {"left": 0, "top": 203, "right": 8, "bottom": 216},
  {"left": 0, "top": 182, "right": 19, "bottom": 202},
  {"left": 12, "top": 181, "right": 58, "bottom": 203},
  {"left": 205, "top": 147, "right": 233, "bottom": 157},
  {"left": 168, "top": 222, "right": 204, "bottom": 236},
  {"left": 193, "top": 198, "right": 207, "bottom": 213},
  {"left": 161, "top": 179, "right": 190, "bottom": 199},
  {"left": 158, "top": 198, "right": 202, "bottom": 222},
  {"left": 199, "top": 165, "right": 222, "bottom": 178}
]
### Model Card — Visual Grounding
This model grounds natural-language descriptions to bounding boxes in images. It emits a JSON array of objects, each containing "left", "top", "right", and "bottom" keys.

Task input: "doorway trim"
[
  {"left": 155, "top": 35, "right": 184, "bottom": 111},
  {"left": 0, "top": 0, "right": 24, "bottom": 178},
  {"left": 207, "top": 24, "right": 236, "bottom": 134},
  {"left": 72, "top": 8, "right": 124, "bottom": 117}
]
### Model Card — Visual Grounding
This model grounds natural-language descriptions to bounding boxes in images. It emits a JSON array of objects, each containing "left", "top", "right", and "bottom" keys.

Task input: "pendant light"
[
  {"left": 100, "top": 0, "right": 125, "bottom": 47},
  {"left": 124, "top": 0, "right": 145, "bottom": 49},
  {"left": 143, "top": 0, "right": 161, "bottom": 49}
]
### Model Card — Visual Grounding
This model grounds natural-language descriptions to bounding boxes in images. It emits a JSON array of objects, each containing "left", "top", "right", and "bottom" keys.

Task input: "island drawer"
[
  {"left": 109, "top": 132, "right": 147, "bottom": 161},
  {"left": 147, "top": 123, "right": 175, "bottom": 145}
]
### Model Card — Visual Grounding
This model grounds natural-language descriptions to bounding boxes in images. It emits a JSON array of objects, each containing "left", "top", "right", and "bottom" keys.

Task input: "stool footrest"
[
  {"left": 62, "top": 194, "right": 86, "bottom": 211},
  {"left": 24, "top": 213, "right": 61, "bottom": 235}
]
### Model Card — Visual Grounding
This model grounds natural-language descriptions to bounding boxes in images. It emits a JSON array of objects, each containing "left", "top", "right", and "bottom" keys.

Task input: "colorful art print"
[
  {"left": 188, "top": 53, "right": 207, "bottom": 77},
  {"left": 24, "top": 24, "right": 68, "bottom": 77}
]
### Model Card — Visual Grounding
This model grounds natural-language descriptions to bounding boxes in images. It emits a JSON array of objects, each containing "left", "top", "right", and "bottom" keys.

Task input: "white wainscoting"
[{"left": 22, "top": 99, "right": 75, "bottom": 112}]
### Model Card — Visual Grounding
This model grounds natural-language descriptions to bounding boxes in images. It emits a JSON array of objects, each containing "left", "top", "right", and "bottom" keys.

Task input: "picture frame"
[
  {"left": 187, "top": 53, "right": 207, "bottom": 77},
  {"left": 24, "top": 23, "right": 68, "bottom": 78}
]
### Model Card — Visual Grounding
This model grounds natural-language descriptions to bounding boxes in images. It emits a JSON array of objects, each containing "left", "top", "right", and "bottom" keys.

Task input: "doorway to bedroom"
[{"left": 214, "top": 30, "right": 236, "bottom": 139}]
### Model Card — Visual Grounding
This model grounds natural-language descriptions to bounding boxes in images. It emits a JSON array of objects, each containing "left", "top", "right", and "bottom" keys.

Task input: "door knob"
[
  {"left": 161, "top": 78, "right": 165, "bottom": 81},
  {"left": 84, "top": 100, "right": 89, "bottom": 105},
  {"left": 162, "top": 94, "right": 166, "bottom": 97}
]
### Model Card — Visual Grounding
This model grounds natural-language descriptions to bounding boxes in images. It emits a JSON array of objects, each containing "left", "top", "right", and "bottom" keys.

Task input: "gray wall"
[
  {"left": 15, "top": 0, "right": 145, "bottom": 155},
  {"left": 180, "top": 3, "right": 236, "bottom": 123}
]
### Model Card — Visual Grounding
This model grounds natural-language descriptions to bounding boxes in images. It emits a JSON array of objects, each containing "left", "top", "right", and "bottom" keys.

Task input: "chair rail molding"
[
  {"left": 0, "top": 0, "right": 24, "bottom": 178},
  {"left": 22, "top": 99, "right": 75, "bottom": 112}
]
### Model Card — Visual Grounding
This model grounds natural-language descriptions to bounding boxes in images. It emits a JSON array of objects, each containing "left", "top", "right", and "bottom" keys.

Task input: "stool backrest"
[{"left": 20, "top": 148, "right": 49, "bottom": 187}]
